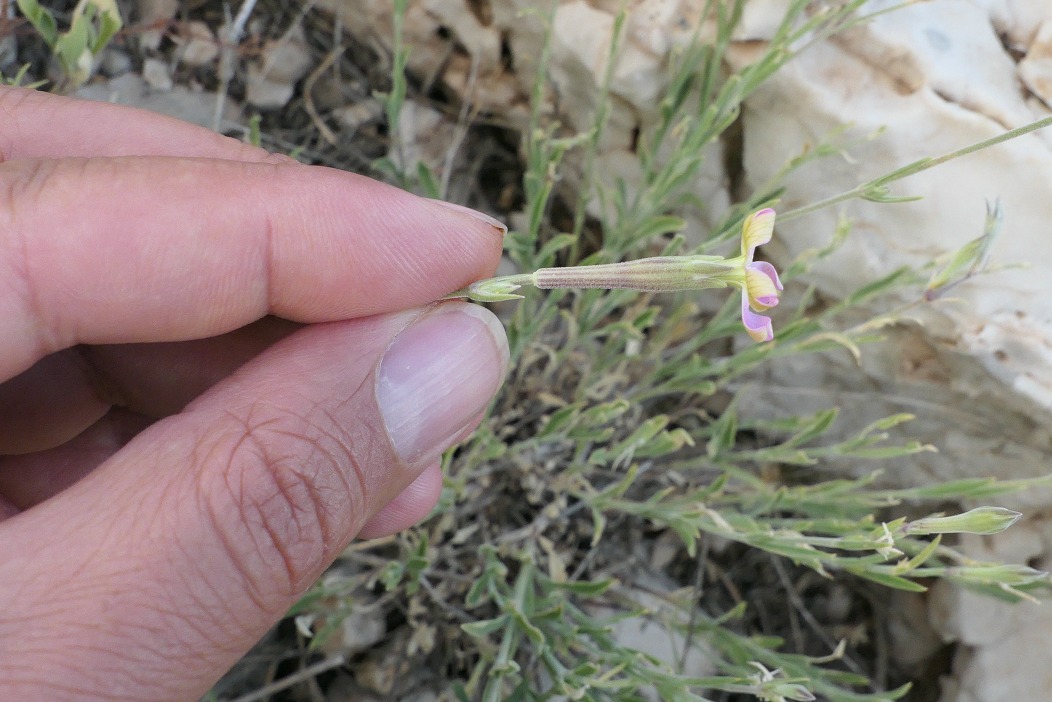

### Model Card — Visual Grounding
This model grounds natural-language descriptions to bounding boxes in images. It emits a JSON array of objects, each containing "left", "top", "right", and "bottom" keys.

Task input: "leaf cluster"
[
  {"left": 286, "top": 2, "right": 1051, "bottom": 700},
  {"left": 16, "top": 0, "right": 122, "bottom": 88}
]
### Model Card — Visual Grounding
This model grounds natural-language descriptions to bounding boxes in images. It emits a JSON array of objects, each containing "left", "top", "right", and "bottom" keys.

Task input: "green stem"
[{"left": 779, "top": 114, "right": 1052, "bottom": 223}]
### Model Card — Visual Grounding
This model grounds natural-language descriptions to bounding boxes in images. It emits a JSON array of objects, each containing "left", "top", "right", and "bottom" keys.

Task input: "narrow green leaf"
[
  {"left": 462, "top": 615, "right": 510, "bottom": 638},
  {"left": 846, "top": 568, "right": 927, "bottom": 592},
  {"left": 538, "top": 404, "right": 580, "bottom": 438},
  {"left": 782, "top": 408, "right": 839, "bottom": 447},
  {"left": 551, "top": 577, "right": 617, "bottom": 596},
  {"left": 706, "top": 409, "right": 737, "bottom": 458},
  {"left": 415, "top": 162, "right": 441, "bottom": 199},
  {"left": 536, "top": 233, "right": 578, "bottom": 265}
]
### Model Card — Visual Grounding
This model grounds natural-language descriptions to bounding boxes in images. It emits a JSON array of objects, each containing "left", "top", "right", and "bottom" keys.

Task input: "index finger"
[
  {"left": 0, "top": 87, "right": 279, "bottom": 162},
  {"left": 0, "top": 156, "right": 505, "bottom": 379}
]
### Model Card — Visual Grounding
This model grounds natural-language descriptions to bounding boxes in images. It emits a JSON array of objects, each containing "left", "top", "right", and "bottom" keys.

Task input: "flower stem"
[{"left": 779, "top": 114, "right": 1052, "bottom": 223}]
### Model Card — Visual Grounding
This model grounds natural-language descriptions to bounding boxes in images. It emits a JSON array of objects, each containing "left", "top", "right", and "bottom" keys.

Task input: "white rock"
[
  {"left": 75, "top": 73, "right": 241, "bottom": 128},
  {"left": 886, "top": 591, "right": 943, "bottom": 670},
  {"left": 245, "top": 67, "right": 296, "bottom": 110},
  {"left": 317, "top": 0, "right": 729, "bottom": 229},
  {"left": 1019, "top": 19, "right": 1052, "bottom": 104},
  {"left": 739, "top": 0, "right": 1052, "bottom": 410},
  {"left": 734, "top": 6, "right": 1052, "bottom": 695},
  {"left": 386, "top": 99, "right": 457, "bottom": 178},
  {"left": 581, "top": 578, "right": 714, "bottom": 702},
  {"left": 135, "top": 0, "right": 179, "bottom": 51},
  {"left": 548, "top": 2, "right": 615, "bottom": 135},
  {"left": 333, "top": 101, "right": 384, "bottom": 131},
  {"left": 420, "top": 0, "right": 502, "bottom": 72},
  {"left": 341, "top": 607, "right": 387, "bottom": 653},
  {"left": 141, "top": 57, "right": 172, "bottom": 91},
  {"left": 939, "top": 635, "right": 1052, "bottom": 702},
  {"left": 245, "top": 25, "right": 314, "bottom": 109},
  {"left": 732, "top": 0, "right": 1052, "bottom": 498},
  {"left": 928, "top": 528, "right": 1052, "bottom": 702},
  {"left": 100, "top": 49, "right": 133, "bottom": 77},
  {"left": 175, "top": 21, "right": 220, "bottom": 68}
]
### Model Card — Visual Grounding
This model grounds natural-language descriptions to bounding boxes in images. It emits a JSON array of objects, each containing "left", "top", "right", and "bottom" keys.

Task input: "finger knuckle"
[
  {"left": 200, "top": 400, "right": 369, "bottom": 602},
  {"left": 0, "top": 88, "right": 36, "bottom": 161},
  {"left": 0, "top": 159, "right": 68, "bottom": 355}
]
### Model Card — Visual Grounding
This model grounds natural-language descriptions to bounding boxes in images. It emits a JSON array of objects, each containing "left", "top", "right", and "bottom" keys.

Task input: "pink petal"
[
  {"left": 745, "top": 262, "right": 783, "bottom": 310},
  {"left": 748, "top": 261, "right": 783, "bottom": 290},
  {"left": 741, "top": 293, "right": 774, "bottom": 342}
]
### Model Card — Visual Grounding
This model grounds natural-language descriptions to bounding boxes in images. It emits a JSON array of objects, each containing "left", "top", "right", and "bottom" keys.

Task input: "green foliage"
[
  {"left": 370, "top": 0, "right": 445, "bottom": 196},
  {"left": 17, "top": 0, "right": 122, "bottom": 88},
  {"left": 291, "top": 1, "right": 1052, "bottom": 700},
  {"left": 0, "top": 63, "right": 46, "bottom": 89}
]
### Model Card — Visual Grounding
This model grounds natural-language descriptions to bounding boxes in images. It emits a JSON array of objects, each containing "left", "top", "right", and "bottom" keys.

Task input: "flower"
[
  {"left": 449, "top": 208, "right": 784, "bottom": 342},
  {"left": 736, "top": 208, "right": 783, "bottom": 342}
]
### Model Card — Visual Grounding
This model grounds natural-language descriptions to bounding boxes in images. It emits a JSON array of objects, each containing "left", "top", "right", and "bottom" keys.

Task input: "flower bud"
[{"left": 904, "top": 507, "right": 1021, "bottom": 536}]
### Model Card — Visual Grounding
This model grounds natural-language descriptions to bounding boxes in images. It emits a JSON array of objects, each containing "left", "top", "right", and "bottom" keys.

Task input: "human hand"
[{"left": 0, "top": 88, "right": 509, "bottom": 700}]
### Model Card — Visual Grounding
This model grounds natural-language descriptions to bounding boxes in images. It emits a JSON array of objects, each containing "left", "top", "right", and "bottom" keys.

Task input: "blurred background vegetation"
[{"left": 7, "top": 1, "right": 1051, "bottom": 700}]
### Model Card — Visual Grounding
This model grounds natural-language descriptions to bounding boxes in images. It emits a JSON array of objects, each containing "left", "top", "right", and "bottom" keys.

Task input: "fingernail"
[
  {"left": 376, "top": 304, "right": 509, "bottom": 467},
  {"left": 428, "top": 199, "right": 508, "bottom": 236}
]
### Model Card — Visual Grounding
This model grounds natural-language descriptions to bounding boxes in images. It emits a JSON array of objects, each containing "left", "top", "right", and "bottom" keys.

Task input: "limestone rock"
[
  {"left": 928, "top": 527, "right": 1052, "bottom": 701},
  {"left": 581, "top": 577, "right": 715, "bottom": 702},
  {"left": 315, "top": 0, "right": 730, "bottom": 231},
  {"left": 386, "top": 100, "right": 457, "bottom": 178},
  {"left": 245, "top": 25, "right": 314, "bottom": 110},
  {"left": 732, "top": 2, "right": 1052, "bottom": 700},
  {"left": 134, "top": 0, "right": 179, "bottom": 51},
  {"left": 99, "top": 48, "right": 133, "bottom": 77},
  {"left": 174, "top": 21, "right": 220, "bottom": 69},
  {"left": 141, "top": 57, "right": 172, "bottom": 91},
  {"left": 75, "top": 73, "right": 241, "bottom": 128},
  {"left": 735, "top": 0, "right": 1052, "bottom": 481}
]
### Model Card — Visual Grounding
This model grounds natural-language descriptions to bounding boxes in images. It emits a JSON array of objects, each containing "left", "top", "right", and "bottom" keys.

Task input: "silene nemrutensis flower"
[{"left": 452, "top": 208, "right": 784, "bottom": 342}]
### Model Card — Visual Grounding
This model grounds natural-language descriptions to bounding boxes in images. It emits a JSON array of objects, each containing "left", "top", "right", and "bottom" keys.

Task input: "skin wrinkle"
[
  {"left": 8, "top": 157, "right": 297, "bottom": 364},
  {"left": 261, "top": 197, "right": 277, "bottom": 317},
  {"left": 166, "top": 545, "right": 227, "bottom": 631},
  {"left": 322, "top": 371, "right": 375, "bottom": 504},
  {"left": 171, "top": 579, "right": 258, "bottom": 654},
  {"left": 53, "top": 513, "right": 140, "bottom": 601},
  {"left": 0, "top": 87, "right": 31, "bottom": 161},
  {"left": 0, "top": 676, "right": 126, "bottom": 701},
  {"left": 209, "top": 159, "right": 282, "bottom": 324},
  {"left": 51, "top": 643, "right": 185, "bottom": 702},
  {"left": 192, "top": 410, "right": 282, "bottom": 619},
  {"left": 7, "top": 606, "right": 175, "bottom": 700},
  {"left": 219, "top": 414, "right": 300, "bottom": 612},
  {"left": 248, "top": 458, "right": 317, "bottom": 598},
  {"left": 17, "top": 158, "right": 93, "bottom": 354},
  {"left": 0, "top": 160, "right": 54, "bottom": 369},
  {"left": 62, "top": 617, "right": 176, "bottom": 695},
  {"left": 3, "top": 157, "right": 182, "bottom": 362},
  {"left": 163, "top": 499, "right": 262, "bottom": 649},
  {"left": 257, "top": 422, "right": 364, "bottom": 584},
  {"left": 250, "top": 433, "right": 336, "bottom": 589},
  {"left": 203, "top": 394, "right": 372, "bottom": 606},
  {"left": 307, "top": 400, "right": 369, "bottom": 539}
]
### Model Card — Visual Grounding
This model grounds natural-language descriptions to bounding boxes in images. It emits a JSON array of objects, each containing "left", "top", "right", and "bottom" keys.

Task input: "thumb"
[{"left": 0, "top": 302, "right": 507, "bottom": 701}]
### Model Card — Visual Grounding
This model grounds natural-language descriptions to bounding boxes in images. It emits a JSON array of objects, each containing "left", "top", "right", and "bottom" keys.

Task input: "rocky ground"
[{"left": 9, "top": 1, "right": 1052, "bottom": 701}]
